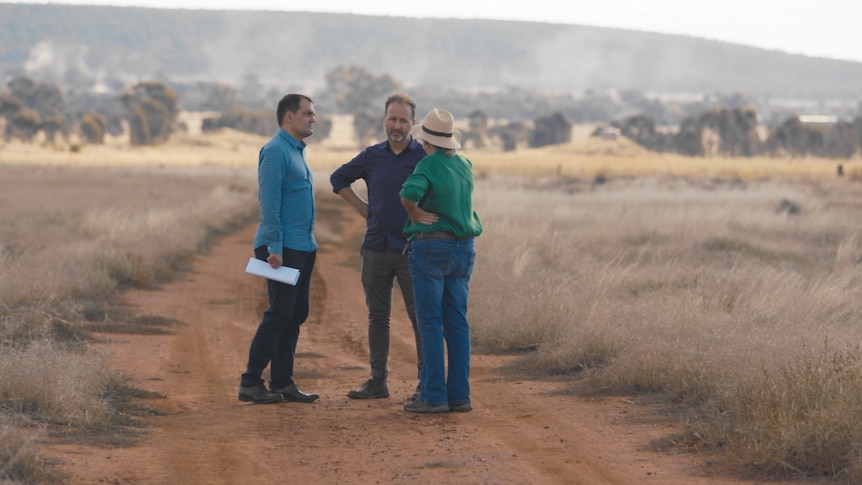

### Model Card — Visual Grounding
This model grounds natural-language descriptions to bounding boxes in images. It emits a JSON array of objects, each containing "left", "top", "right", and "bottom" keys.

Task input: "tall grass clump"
[
  {"left": 470, "top": 174, "right": 862, "bottom": 480},
  {"left": 687, "top": 342, "right": 862, "bottom": 481},
  {"left": 0, "top": 340, "right": 120, "bottom": 427}
]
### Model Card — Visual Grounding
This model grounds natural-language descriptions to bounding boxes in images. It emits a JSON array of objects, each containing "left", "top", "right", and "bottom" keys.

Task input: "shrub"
[{"left": 79, "top": 113, "right": 106, "bottom": 144}]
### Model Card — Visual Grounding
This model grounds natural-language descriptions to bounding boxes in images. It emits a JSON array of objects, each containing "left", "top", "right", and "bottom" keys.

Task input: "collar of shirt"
[
  {"left": 383, "top": 137, "right": 420, "bottom": 156},
  {"left": 278, "top": 128, "right": 306, "bottom": 152},
  {"left": 359, "top": 138, "right": 424, "bottom": 251}
]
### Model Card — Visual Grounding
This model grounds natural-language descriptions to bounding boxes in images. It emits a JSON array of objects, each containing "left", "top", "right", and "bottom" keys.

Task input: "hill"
[{"left": 1, "top": 3, "right": 862, "bottom": 101}]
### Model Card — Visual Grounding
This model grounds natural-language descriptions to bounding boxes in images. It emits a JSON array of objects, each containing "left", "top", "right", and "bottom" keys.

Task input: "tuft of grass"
[
  {"left": 0, "top": 424, "right": 60, "bottom": 484},
  {"left": 686, "top": 342, "right": 862, "bottom": 481},
  {"left": 53, "top": 384, "right": 167, "bottom": 448},
  {"left": 0, "top": 340, "right": 119, "bottom": 428}
]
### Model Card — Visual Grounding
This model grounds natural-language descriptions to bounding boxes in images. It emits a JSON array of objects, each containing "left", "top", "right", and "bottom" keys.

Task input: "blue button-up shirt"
[
  {"left": 254, "top": 128, "right": 317, "bottom": 254},
  {"left": 330, "top": 138, "right": 424, "bottom": 252}
]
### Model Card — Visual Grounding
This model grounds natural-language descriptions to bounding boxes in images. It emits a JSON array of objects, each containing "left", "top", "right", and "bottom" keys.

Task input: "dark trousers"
[
  {"left": 361, "top": 247, "right": 423, "bottom": 380},
  {"left": 241, "top": 246, "right": 316, "bottom": 389}
]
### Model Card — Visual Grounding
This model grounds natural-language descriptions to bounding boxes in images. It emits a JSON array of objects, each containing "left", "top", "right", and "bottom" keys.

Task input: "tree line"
[
  {"left": 2, "top": 65, "right": 862, "bottom": 158},
  {"left": 610, "top": 109, "right": 862, "bottom": 159},
  {"left": 1, "top": 76, "right": 178, "bottom": 146}
]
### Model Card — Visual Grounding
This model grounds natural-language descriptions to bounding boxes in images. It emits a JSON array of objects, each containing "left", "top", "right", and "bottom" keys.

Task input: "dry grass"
[
  {"left": 469, "top": 172, "right": 862, "bottom": 481},
  {"left": 0, "top": 341, "right": 119, "bottom": 427},
  {"left": 2, "top": 117, "right": 862, "bottom": 482},
  {"left": 0, "top": 423, "right": 59, "bottom": 484},
  {"left": 0, "top": 161, "right": 258, "bottom": 483},
  {"left": 0, "top": 129, "right": 266, "bottom": 168},
  {"left": 0, "top": 166, "right": 258, "bottom": 315},
  {"left": 468, "top": 138, "right": 854, "bottom": 179}
]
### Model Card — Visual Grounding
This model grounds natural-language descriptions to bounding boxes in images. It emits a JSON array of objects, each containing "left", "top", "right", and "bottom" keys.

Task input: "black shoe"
[
  {"left": 403, "top": 400, "right": 449, "bottom": 413},
  {"left": 449, "top": 402, "right": 472, "bottom": 412},
  {"left": 272, "top": 383, "right": 319, "bottom": 403},
  {"left": 347, "top": 378, "right": 389, "bottom": 399},
  {"left": 238, "top": 383, "right": 283, "bottom": 404}
]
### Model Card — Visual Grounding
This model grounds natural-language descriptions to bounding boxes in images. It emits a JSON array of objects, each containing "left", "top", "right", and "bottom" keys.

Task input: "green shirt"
[{"left": 400, "top": 149, "right": 483, "bottom": 239}]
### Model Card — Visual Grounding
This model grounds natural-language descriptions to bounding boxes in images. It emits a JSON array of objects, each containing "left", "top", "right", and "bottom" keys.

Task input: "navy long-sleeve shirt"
[{"left": 330, "top": 138, "right": 424, "bottom": 252}]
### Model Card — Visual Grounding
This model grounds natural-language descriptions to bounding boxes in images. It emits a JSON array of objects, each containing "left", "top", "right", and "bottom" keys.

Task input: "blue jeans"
[
  {"left": 242, "top": 246, "right": 316, "bottom": 389},
  {"left": 408, "top": 238, "right": 475, "bottom": 407},
  {"left": 360, "top": 247, "right": 423, "bottom": 380}
]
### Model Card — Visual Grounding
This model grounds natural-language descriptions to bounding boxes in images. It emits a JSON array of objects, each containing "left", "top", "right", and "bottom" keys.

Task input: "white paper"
[{"left": 244, "top": 257, "right": 300, "bottom": 286}]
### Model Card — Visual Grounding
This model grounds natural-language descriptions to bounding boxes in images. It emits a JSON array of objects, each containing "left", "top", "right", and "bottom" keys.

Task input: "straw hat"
[{"left": 411, "top": 108, "right": 461, "bottom": 150}]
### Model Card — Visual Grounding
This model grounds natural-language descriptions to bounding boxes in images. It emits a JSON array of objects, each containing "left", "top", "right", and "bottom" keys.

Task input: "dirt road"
[{"left": 48, "top": 203, "right": 775, "bottom": 484}]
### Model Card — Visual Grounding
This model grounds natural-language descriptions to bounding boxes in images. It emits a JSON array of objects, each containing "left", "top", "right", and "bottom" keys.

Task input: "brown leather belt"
[{"left": 413, "top": 231, "right": 472, "bottom": 240}]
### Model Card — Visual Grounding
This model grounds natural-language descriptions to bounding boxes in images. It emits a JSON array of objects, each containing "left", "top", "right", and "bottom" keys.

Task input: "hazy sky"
[{"left": 5, "top": 0, "right": 862, "bottom": 62}]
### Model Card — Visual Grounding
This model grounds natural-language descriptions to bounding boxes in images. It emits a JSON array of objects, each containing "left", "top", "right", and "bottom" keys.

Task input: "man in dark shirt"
[{"left": 330, "top": 93, "right": 424, "bottom": 400}]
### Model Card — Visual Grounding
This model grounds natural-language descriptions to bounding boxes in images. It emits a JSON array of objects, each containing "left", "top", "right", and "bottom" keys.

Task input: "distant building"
[
  {"left": 798, "top": 115, "right": 838, "bottom": 125},
  {"left": 591, "top": 125, "right": 621, "bottom": 140}
]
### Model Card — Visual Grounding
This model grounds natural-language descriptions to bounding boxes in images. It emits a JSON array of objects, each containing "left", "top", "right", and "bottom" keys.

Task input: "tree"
[
  {"left": 106, "top": 114, "right": 125, "bottom": 137},
  {"left": 0, "top": 94, "right": 23, "bottom": 118},
  {"left": 128, "top": 106, "right": 151, "bottom": 145},
  {"left": 674, "top": 116, "right": 706, "bottom": 156},
  {"left": 325, "top": 65, "right": 400, "bottom": 115},
  {"left": 764, "top": 116, "right": 860, "bottom": 158},
  {"left": 121, "top": 81, "right": 179, "bottom": 145},
  {"left": 612, "top": 114, "right": 677, "bottom": 152},
  {"left": 204, "top": 107, "right": 275, "bottom": 136},
  {"left": 7, "top": 77, "right": 36, "bottom": 105},
  {"left": 462, "top": 110, "right": 489, "bottom": 149},
  {"left": 202, "top": 82, "right": 238, "bottom": 112},
  {"left": 824, "top": 121, "right": 861, "bottom": 158},
  {"left": 489, "top": 121, "right": 531, "bottom": 152},
  {"left": 352, "top": 110, "right": 382, "bottom": 148},
  {"left": 80, "top": 113, "right": 106, "bottom": 144},
  {"left": 40, "top": 115, "right": 66, "bottom": 142},
  {"left": 766, "top": 117, "right": 825, "bottom": 157},
  {"left": 9, "top": 108, "right": 41, "bottom": 141},
  {"left": 305, "top": 115, "right": 332, "bottom": 145},
  {"left": 128, "top": 98, "right": 171, "bottom": 146},
  {"left": 0, "top": 94, "right": 23, "bottom": 141},
  {"left": 697, "top": 107, "right": 760, "bottom": 156},
  {"left": 7, "top": 76, "right": 65, "bottom": 118},
  {"left": 530, "top": 111, "right": 572, "bottom": 148}
]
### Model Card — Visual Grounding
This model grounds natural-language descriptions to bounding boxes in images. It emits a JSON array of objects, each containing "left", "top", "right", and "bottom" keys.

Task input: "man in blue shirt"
[
  {"left": 239, "top": 94, "right": 320, "bottom": 404},
  {"left": 330, "top": 93, "right": 425, "bottom": 400}
]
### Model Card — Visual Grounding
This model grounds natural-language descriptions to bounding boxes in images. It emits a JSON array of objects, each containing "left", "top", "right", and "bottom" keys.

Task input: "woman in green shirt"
[{"left": 400, "top": 108, "right": 483, "bottom": 413}]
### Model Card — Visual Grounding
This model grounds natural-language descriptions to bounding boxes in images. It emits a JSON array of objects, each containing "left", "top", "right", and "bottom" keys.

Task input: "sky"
[{"left": 5, "top": 0, "right": 862, "bottom": 63}]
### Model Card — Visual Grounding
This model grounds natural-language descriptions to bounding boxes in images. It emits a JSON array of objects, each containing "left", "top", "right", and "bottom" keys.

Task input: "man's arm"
[
  {"left": 258, "top": 147, "right": 285, "bottom": 268},
  {"left": 337, "top": 187, "right": 369, "bottom": 219}
]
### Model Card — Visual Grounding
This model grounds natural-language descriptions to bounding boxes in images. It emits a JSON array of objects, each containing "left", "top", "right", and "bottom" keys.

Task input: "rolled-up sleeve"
[
  {"left": 330, "top": 151, "right": 367, "bottom": 193},
  {"left": 399, "top": 172, "right": 429, "bottom": 202}
]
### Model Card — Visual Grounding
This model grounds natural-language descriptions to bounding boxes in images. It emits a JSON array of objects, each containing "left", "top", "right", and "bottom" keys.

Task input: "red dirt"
[{"left": 45, "top": 204, "right": 796, "bottom": 484}]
